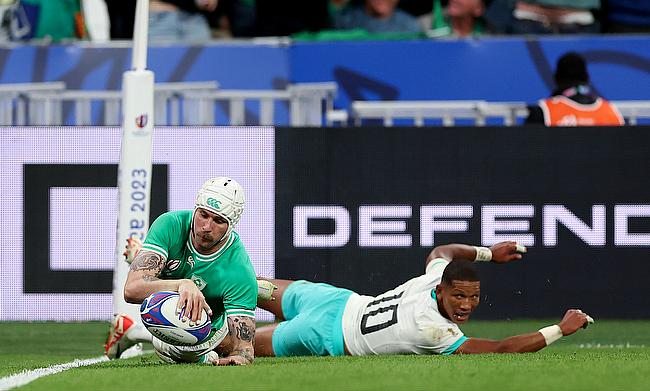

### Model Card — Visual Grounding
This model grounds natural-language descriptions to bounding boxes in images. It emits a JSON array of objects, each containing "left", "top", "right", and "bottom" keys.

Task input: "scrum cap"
[{"left": 194, "top": 177, "right": 245, "bottom": 241}]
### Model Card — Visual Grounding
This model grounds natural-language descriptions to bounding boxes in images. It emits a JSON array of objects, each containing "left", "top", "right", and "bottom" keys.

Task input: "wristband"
[
  {"left": 257, "top": 279, "right": 277, "bottom": 301},
  {"left": 473, "top": 246, "right": 492, "bottom": 262},
  {"left": 539, "top": 325, "right": 563, "bottom": 346}
]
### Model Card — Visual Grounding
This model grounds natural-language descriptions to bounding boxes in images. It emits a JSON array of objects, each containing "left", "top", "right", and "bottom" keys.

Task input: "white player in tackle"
[
  {"left": 105, "top": 177, "right": 258, "bottom": 365},
  {"left": 254, "top": 241, "right": 594, "bottom": 357}
]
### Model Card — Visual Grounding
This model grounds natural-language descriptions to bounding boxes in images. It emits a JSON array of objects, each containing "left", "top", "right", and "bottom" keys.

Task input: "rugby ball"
[{"left": 140, "top": 291, "right": 211, "bottom": 346}]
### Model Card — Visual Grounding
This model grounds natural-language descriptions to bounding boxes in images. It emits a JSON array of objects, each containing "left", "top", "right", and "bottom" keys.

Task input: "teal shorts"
[{"left": 272, "top": 280, "right": 354, "bottom": 357}]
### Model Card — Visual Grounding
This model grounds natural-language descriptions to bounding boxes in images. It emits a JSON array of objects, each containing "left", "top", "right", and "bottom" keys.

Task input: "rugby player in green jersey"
[{"left": 105, "top": 177, "right": 257, "bottom": 365}]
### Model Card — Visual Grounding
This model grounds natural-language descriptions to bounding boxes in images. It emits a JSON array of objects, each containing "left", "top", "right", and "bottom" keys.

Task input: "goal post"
[{"left": 111, "top": 0, "right": 155, "bottom": 329}]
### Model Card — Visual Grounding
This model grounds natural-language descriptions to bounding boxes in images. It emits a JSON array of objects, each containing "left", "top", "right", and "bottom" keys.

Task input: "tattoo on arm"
[
  {"left": 226, "top": 316, "right": 256, "bottom": 364},
  {"left": 129, "top": 251, "right": 165, "bottom": 279},
  {"left": 235, "top": 347, "right": 254, "bottom": 363},
  {"left": 235, "top": 317, "right": 255, "bottom": 342}
]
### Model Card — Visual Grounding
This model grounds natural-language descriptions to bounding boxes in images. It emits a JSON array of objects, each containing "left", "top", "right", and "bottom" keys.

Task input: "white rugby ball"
[{"left": 140, "top": 291, "right": 211, "bottom": 346}]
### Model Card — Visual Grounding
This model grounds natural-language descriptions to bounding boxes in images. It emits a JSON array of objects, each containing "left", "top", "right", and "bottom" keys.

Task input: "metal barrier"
[
  {"left": 351, "top": 100, "right": 650, "bottom": 126},
  {"left": 0, "top": 81, "right": 337, "bottom": 126},
  {"left": 181, "top": 82, "right": 338, "bottom": 126},
  {"left": 7, "top": 84, "right": 648, "bottom": 127},
  {"left": 0, "top": 82, "right": 66, "bottom": 125},
  {"left": 611, "top": 101, "right": 650, "bottom": 125},
  {"left": 154, "top": 81, "right": 220, "bottom": 125},
  {"left": 24, "top": 81, "right": 220, "bottom": 126}
]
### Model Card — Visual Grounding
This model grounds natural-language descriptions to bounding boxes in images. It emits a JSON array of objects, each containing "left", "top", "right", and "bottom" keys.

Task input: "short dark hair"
[
  {"left": 554, "top": 52, "right": 589, "bottom": 88},
  {"left": 441, "top": 260, "right": 480, "bottom": 285}
]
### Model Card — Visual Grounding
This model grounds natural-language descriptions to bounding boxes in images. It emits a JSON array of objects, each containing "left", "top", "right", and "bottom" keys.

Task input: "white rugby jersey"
[{"left": 342, "top": 258, "right": 467, "bottom": 356}]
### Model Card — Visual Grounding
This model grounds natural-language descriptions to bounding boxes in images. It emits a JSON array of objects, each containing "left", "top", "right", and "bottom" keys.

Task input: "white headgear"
[{"left": 194, "top": 177, "right": 245, "bottom": 241}]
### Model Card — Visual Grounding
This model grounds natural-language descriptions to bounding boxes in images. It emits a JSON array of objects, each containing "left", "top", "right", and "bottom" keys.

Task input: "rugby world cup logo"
[{"left": 135, "top": 114, "right": 148, "bottom": 128}]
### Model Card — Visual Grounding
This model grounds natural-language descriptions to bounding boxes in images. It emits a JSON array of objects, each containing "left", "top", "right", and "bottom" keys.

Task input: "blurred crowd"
[{"left": 0, "top": 0, "right": 648, "bottom": 43}]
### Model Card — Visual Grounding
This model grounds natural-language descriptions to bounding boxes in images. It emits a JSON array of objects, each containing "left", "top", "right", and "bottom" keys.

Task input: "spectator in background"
[
  {"left": 104, "top": 0, "right": 135, "bottom": 39},
  {"left": 428, "top": 0, "right": 488, "bottom": 37},
  {"left": 255, "top": 0, "right": 330, "bottom": 37},
  {"left": 0, "top": 1, "right": 21, "bottom": 41},
  {"left": 148, "top": 0, "right": 217, "bottom": 42},
  {"left": 1, "top": 0, "right": 86, "bottom": 42},
  {"left": 603, "top": 0, "right": 650, "bottom": 34},
  {"left": 526, "top": 52, "right": 624, "bottom": 126},
  {"left": 209, "top": 0, "right": 256, "bottom": 38},
  {"left": 333, "top": 0, "right": 422, "bottom": 34},
  {"left": 485, "top": 0, "right": 600, "bottom": 34}
]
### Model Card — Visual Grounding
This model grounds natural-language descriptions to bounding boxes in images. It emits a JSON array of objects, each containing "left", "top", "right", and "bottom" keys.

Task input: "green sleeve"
[
  {"left": 142, "top": 212, "right": 184, "bottom": 259},
  {"left": 222, "top": 248, "right": 258, "bottom": 318}
]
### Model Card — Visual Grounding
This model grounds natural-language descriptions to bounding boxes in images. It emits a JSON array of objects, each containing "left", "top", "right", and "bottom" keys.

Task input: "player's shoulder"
[
  {"left": 225, "top": 231, "right": 247, "bottom": 254},
  {"left": 393, "top": 272, "right": 440, "bottom": 296},
  {"left": 425, "top": 258, "right": 449, "bottom": 276}
]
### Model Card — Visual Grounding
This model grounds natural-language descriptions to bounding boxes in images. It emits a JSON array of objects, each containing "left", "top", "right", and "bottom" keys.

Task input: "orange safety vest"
[{"left": 539, "top": 96, "right": 624, "bottom": 126}]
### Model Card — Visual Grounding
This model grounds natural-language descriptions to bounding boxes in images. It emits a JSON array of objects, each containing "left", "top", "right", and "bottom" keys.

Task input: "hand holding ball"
[{"left": 140, "top": 291, "right": 212, "bottom": 346}]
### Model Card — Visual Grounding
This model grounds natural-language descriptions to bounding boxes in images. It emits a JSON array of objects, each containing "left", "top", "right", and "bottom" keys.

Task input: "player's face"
[
  {"left": 192, "top": 208, "right": 229, "bottom": 252},
  {"left": 437, "top": 280, "right": 480, "bottom": 324}
]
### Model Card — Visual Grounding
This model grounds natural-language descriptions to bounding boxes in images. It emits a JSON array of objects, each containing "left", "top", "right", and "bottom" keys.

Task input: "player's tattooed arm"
[
  {"left": 124, "top": 250, "right": 169, "bottom": 304},
  {"left": 129, "top": 250, "right": 166, "bottom": 278},
  {"left": 217, "top": 316, "right": 256, "bottom": 365}
]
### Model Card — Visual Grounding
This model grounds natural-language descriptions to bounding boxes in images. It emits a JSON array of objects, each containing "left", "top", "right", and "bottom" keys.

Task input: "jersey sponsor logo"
[
  {"left": 207, "top": 198, "right": 221, "bottom": 210},
  {"left": 166, "top": 259, "right": 181, "bottom": 272},
  {"left": 190, "top": 274, "right": 207, "bottom": 291}
]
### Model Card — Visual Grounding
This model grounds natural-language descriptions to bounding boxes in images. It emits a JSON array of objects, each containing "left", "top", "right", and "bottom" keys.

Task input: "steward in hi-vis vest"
[
  {"left": 539, "top": 95, "right": 624, "bottom": 126},
  {"left": 526, "top": 52, "right": 625, "bottom": 127}
]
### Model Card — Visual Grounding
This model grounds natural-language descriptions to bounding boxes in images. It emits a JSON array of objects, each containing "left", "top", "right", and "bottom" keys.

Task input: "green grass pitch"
[{"left": 1, "top": 320, "right": 649, "bottom": 390}]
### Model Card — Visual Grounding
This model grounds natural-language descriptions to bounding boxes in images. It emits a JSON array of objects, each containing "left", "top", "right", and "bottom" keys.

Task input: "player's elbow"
[
  {"left": 123, "top": 283, "right": 142, "bottom": 304},
  {"left": 427, "top": 244, "right": 455, "bottom": 263}
]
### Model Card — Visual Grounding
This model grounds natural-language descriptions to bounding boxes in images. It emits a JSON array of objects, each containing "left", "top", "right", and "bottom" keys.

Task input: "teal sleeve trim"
[{"left": 441, "top": 336, "right": 468, "bottom": 356}]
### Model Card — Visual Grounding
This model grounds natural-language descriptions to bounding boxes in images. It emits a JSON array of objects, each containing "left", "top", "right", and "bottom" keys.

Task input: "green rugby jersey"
[{"left": 141, "top": 210, "right": 257, "bottom": 330}]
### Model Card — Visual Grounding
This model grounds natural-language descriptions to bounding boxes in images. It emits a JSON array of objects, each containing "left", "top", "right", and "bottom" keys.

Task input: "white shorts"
[{"left": 152, "top": 321, "right": 229, "bottom": 364}]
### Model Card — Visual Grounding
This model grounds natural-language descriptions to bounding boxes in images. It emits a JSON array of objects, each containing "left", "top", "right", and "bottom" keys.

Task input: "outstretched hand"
[
  {"left": 558, "top": 309, "right": 594, "bottom": 336},
  {"left": 489, "top": 241, "right": 527, "bottom": 264}
]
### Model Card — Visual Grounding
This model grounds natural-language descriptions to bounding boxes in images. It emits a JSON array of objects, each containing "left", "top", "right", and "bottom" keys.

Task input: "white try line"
[
  {"left": 0, "top": 345, "right": 152, "bottom": 391},
  {"left": 0, "top": 356, "right": 108, "bottom": 391}
]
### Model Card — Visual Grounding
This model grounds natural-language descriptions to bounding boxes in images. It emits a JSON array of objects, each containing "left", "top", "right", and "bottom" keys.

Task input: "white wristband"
[
  {"left": 539, "top": 325, "right": 563, "bottom": 346},
  {"left": 473, "top": 246, "right": 492, "bottom": 262}
]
